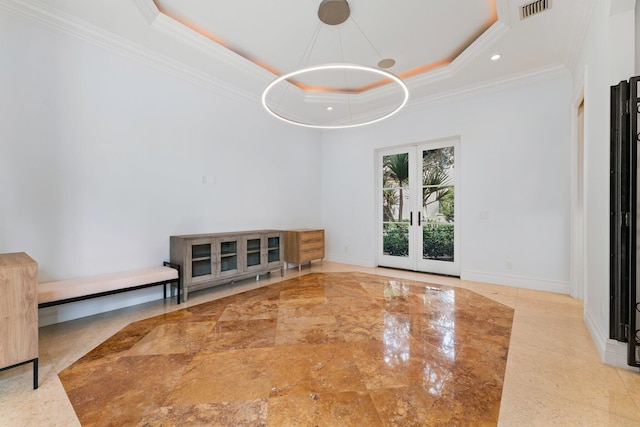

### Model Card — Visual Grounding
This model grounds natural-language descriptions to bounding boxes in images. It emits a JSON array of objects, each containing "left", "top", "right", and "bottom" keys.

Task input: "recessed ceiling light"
[
  {"left": 326, "top": 106, "right": 333, "bottom": 111},
  {"left": 491, "top": 54, "right": 501, "bottom": 61}
]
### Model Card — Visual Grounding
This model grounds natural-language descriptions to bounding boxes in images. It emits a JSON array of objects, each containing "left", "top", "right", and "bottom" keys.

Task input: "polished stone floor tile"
[
  {"left": 167, "top": 347, "right": 274, "bottom": 406},
  {"left": 60, "top": 353, "right": 193, "bottom": 426},
  {"left": 127, "top": 320, "right": 217, "bottom": 356},
  {"left": 54, "top": 272, "right": 512, "bottom": 425},
  {"left": 274, "top": 313, "right": 345, "bottom": 346},
  {"left": 203, "top": 318, "right": 278, "bottom": 352},
  {"left": 266, "top": 391, "right": 383, "bottom": 426},
  {"left": 269, "top": 343, "right": 367, "bottom": 397},
  {"left": 140, "top": 399, "right": 269, "bottom": 427},
  {"left": 368, "top": 385, "right": 439, "bottom": 426}
]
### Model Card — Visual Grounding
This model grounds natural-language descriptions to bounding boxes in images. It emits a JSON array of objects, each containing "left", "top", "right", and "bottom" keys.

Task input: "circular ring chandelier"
[
  {"left": 261, "top": 0, "right": 409, "bottom": 130},
  {"left": 261, "top": 63, "right": 409, "bottom": 130}
]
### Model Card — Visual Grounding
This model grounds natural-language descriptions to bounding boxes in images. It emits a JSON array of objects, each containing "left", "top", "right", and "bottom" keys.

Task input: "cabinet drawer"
[
  {"left": 300, "top": 231, "right": 323, "bottom": 243},
  {"left": 300, "top": 240, "right": 324, "bottom": 252},
  {"left": 300, "top": 248, "right": 324, "bottom": 260}
]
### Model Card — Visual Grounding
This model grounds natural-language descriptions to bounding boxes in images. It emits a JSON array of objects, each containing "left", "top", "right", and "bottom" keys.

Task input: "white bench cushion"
[{"left": 38, "top": 266, "right": 179, "bottom": 305}]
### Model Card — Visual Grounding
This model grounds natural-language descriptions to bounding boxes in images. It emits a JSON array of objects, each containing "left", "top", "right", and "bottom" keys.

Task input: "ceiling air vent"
[{"left": 520, "top": 0, "right": 551, "bottom": 20}]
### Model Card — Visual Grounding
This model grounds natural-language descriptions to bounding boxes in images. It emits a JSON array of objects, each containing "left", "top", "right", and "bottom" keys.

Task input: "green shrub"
[
  {"left": 383, "top": 224, "right": 409, "bottom": 256},
  {"left": 423, "top": 224, "right": 454, "bottom": 260},
  {"left": 383, "top": 223, "right": 454, "bottom": 260}
]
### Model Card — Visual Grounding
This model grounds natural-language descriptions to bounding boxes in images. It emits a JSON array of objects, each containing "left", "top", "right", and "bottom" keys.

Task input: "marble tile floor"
[
  {"left": 57, "top": 271, "right": 513, "bottom": 426},
  {"left": 1, "top": 262, "right": 639, "bottom": 426}
]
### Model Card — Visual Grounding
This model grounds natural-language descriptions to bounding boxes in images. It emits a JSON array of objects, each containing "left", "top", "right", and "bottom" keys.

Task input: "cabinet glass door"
[
  {"left": 187, "top": 238, "right": 214, "bottom": 283},
  {"left": 243, "top": 234, "right": 264, "bottom": 273},
  {"left": 192, "top": 244, "right": 212, "bottom": 277},
  {"left": 218, "top": 239, "right": 239, "bottom": 277},
  {"left": 246, "top": 238, "right": 262, "bottom": 267},
  {"left": 267, "top": 236, "right": 281, "bottom": 263}
]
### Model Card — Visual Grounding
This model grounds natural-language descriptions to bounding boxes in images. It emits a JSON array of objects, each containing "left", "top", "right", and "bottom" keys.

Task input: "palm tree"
[
  {"left": 382, "top": 175, "right": 398, "bottom": 222},
  {"left": 422, "top": 167, "right": 452, "bottom": 211},
  {"left": 383, "top": 153, "right": 409, "bottom": 222}
]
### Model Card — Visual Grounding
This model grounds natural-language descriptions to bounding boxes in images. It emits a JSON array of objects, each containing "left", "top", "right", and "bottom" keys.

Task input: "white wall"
[
  {"left": 637, "top": 1, "right": 640, "bottom": 73},
  {"left": 0, "top": 13, "right": 322, "bottom": 324},
  {"left": 572, "top": 0, "right": 636, "bottom": 367},
  {"left": 321, "top": 73, "right": 573, "bottom": 294}
]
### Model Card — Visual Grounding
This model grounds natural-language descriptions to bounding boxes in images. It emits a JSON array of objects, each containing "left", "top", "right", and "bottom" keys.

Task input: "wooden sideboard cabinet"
[
  {"left": 284, "top": 229, "right": 325, "bottom": 271},
  {"left": 170, "top": 230, "right": 284, "bottom": 301},
  {"left": 0, "top": 252, "right": 38, "bottom": 389}
]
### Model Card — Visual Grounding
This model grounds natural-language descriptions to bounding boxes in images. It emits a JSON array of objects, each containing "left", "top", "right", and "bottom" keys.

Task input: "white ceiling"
[
  {"left": 3, "top": 0, "right": 592, "bottom": 126},
  {"left": 155, "top": 0, "right": 496, "bottom": 80}
]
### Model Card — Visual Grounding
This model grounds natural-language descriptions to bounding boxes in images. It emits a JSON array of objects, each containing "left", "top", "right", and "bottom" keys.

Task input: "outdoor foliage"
[
  {"left": 422, "top": 223, "right": 454, "bottom": 260},
  {"left": 383, "top": 224, "right": 409, "bottom": 256},
  {"left": 383, "top": 148, "right": 454, "bottom": 261},
  {"left": 382, "top": 153, "right": 409, "bottom": 222},
  {"left": 383, "top": 223, "right": 454, "bottom": 260}
]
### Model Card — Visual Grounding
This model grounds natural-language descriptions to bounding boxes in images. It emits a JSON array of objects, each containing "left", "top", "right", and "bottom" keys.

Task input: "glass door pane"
[
  {"left": 267, "top": 236, "right": 280, "bottom": 263},
  {"left": 383, "top": 153, "right": 410, "bottom": 258},
  {"left": 418, "top": 143, "right": 459, "bottom": 275},
  {"left": 191, "top": 243, "right": 212, "bottom": 277},
  {"left": 220, "top": 240, "right": 238, "bottom": 273},
  {"left": 246, "top": 238, "right": 261, "bottom": 267},
  {"left": 422, "top": 147, "right": 455, "bottom": 261},
  {"left": 379, "top": 150, "right": 415, "bottom": 270}
]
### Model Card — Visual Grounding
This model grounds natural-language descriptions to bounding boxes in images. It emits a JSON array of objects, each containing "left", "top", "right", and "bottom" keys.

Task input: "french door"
[{"left": 377, "top": 140, "right": 460, "bottom": 276}]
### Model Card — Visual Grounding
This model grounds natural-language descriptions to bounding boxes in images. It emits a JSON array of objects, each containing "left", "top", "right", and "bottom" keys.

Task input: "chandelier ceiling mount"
[{"left": 261, "top": 0, "right": 409, "bottom": 129}]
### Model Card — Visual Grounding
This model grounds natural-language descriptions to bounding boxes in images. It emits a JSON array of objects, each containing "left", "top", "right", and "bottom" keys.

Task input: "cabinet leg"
[{"left": 33, "top": 358, "right": 38, "bottom": 390}]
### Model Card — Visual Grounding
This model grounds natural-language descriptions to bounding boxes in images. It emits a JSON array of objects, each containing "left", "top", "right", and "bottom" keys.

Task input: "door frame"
[
  {"left": 375, "top": 137, "right": 461, "bottom": 275},
  {"left": 571, "top": 92, "right": 586, "bottom": 300}
]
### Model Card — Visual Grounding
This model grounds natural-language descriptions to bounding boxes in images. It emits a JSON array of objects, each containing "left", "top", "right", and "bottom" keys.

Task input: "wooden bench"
[{"left": 38, "top": 262, "right": 181, "bottom": 308}]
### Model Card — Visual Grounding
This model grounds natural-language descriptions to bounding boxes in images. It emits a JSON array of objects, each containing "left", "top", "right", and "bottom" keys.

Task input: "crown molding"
[
  {"left": 408, "top": 20, "right": 511, "bottom": 89},
  {"left": 449, "top": 20, "right": 511, "bottom": 74},
  {"left": 404, "top": 63, "right": 569, "bottom": 113},
  {"left": 609, "top": 0, "right": 636, "bottom": 15},
  {"left": 495, "top": 0, "right": 511, "bottom": 25},
  {"left": 565, "top": 0, "right": 595, "bottom": 72},
  {"left": 0, "top": 0, "right": 258, "bottom": 103},
  {"left": 148, "top": 6, "right": 276, "bottom": 84},
  {"left": 131, "top": 0, "right": 158, "bottom": 24}
]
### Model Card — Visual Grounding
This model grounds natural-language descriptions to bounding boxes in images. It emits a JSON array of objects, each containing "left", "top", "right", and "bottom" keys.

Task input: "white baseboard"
[
  {"left": 461, "top": 270, "right": 571, "bottom": 294},
  {"left": 584, "top": 308, "right": 607, "bottom": 362},
  {"left": 323, "top": 254, "right": 376, "bottom": 268},
  {"left": 604, "top": 340, "right": 636, "bottom": 370},
  {"left": 584, "top": 306, "right": 640, "bottom": 371}
]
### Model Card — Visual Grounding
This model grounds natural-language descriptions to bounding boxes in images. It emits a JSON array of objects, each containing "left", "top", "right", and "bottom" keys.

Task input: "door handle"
[
  {"left": 409, "top": 211, "right": 413, "bottom": 226},
  {"left": 418, "top": 212, "right": 422, "bottom": 226}
]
